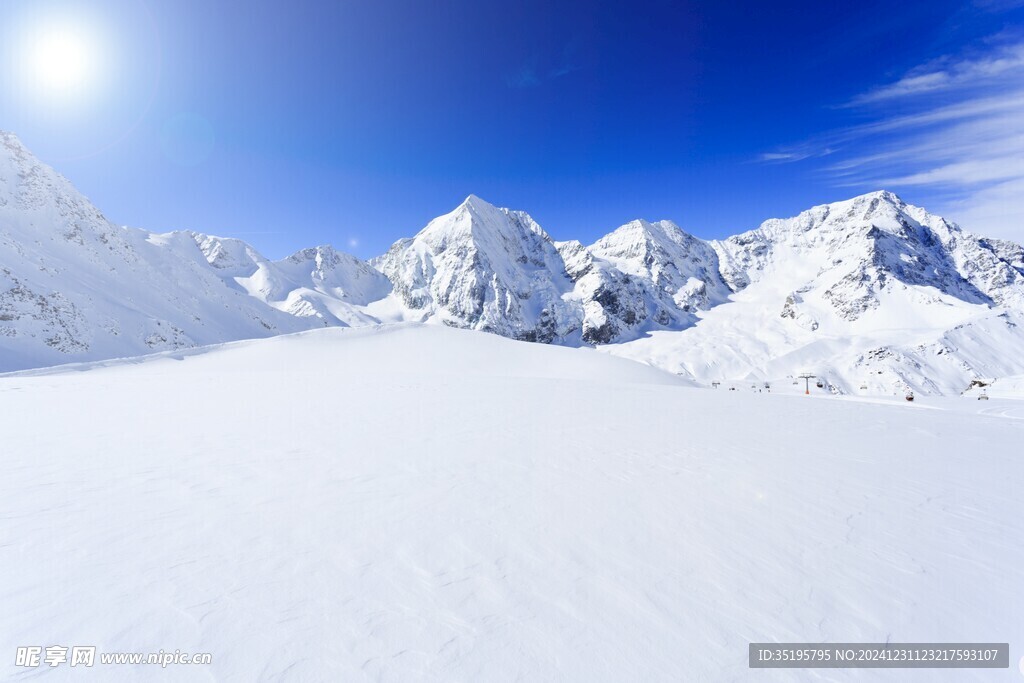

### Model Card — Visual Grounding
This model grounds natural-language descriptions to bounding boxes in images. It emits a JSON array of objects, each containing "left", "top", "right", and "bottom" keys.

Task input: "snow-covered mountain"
[
  {"left": 0, "top": 131, "right": 383, "bottom": 371},
  {"left": 590, "top": 218, "right": 732, "bottom": 313},
  {"left": 372, "top": 196, "right": 722, "bottom": 344},
  {"left": 558, "top": 218, "right": 734, "bottom": 344},
  {"left": 373, "top": 195, "right": 580, "bottom": 342},
  {"left": 189, "top": 235, "right": 388, "bottom": 327},
  {"left": 3, "top": 130, "right": 1024, "bottom": 395},
  {"left": 713, "top": 190, "right": 1024, "bottom": 320},
  {"left": 607, "top": 191, "right": 1024, "bottom": 395}
]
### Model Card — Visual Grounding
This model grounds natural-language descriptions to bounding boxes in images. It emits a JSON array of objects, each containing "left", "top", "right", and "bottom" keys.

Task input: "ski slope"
[{"left": 2, "top": 324, "right": 1022, "bottom": 681}]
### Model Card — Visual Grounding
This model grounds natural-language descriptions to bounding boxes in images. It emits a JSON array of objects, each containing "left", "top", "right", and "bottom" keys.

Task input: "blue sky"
[{"left": 2, "top": 0, "right": 1022, "bottom": 258}]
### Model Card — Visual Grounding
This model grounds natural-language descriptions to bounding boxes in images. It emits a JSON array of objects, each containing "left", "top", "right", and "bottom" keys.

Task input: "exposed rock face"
[
  {"left": 557, "top": 238, "right": 681, "bottom": 344},
  {"left": 589, "top": 218, "right": 732, "bottom": 313},
  {"left": 713, "top": 191, "right": 1024, "bottom": 322},
  {"left": 374, "top": 195, "right": 581, "bottom": 342},
  {"left": 373, "top": 198, "right": 735, "bottom": 345}
]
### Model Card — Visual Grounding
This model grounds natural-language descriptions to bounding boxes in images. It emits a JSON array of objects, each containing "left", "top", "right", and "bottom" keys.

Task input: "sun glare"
[{"left": 27, "top": 24, "right": 99, "bottom": 98}]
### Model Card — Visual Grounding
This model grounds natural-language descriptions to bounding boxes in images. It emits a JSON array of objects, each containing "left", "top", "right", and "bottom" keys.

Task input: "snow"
[
  {"left": 963, "top": 373, "right": 1024, "bottom": 405},
  {"left": 602, "top": 192, "right": 1024, "bottom": 395},
  {"left": 373, "top": 195, "right": 579, "bottom": 342},
  {"left": 0, "top": 132, "right": 320, "bottom": 370},
  {"left": 2, "top": 324, "right": 1022, "bottom": 681},
  {"left": 4, "top": 129, "right": 1024, "bottom": 395},
  {"left": 588, "top": 218, "right": 732, "bottom": 312}
]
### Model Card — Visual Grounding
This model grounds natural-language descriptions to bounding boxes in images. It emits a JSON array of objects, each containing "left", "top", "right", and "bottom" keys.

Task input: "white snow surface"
[{"left": 1, "top": 324, "right": 1021, "bottom": 681}]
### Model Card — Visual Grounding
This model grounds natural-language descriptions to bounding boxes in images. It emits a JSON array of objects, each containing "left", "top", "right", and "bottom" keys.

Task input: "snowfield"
[{"left": 2, "top": 324, "right": 1022, "bottom": 681}]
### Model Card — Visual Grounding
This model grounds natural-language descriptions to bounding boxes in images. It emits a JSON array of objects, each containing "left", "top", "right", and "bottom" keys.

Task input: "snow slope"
[{"left": 2, "top": 324, "right": 1022, "bottom": 681}]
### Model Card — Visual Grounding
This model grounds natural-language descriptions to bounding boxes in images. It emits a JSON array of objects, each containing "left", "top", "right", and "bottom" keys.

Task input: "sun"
[{"left": 27, "top": 24, "right": 99, "bottom": 97}]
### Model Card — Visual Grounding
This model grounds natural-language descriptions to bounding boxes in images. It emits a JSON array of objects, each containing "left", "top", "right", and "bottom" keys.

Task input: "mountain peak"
[
  {"left": 459, "top": 194, "right": 498, "bottom": 213},
  {"left": 851, "top": 189, "right": 905, "bottom": 205},
  {"left": 603, "top": 218, "right": 686, "bottom": 243},
  {"left": 285, "top": 244, "right": 341, "bottom": 262},
  {"left": 0, "top": 131, "right": 119, "bottom": 253},
  {"left": 416, "top": 195, "right": 553, "bottom": 248},
  {"left": 742, "top": 190, "right": 929, "bottom": 246},
  {"left": 376, "top": 195, "right": 574, "bottom": 341},
  {"left": 1, "top": 130, "right": 26, "bottom": 151}
]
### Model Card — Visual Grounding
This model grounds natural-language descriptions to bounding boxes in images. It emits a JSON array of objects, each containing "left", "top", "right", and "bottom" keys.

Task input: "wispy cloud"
[
  {"left": 850, "top": 41, "right": 1024, "bottom": 104},
  {"left": 760, "top": 34, "right": 1024, "bottom": 241},
  {"left": 758, "top": 148, "right": 834, "bottom": 164},
  {"left": 506, "top": 66, "right": 542, "bottom": 88},
  {"left": 549, "top": 63, "right": 581, "bottom": 79},
  {"left": 506, "top": 42, "right": 581, "bottom": 89},
  {"left": 759, "top": 151, "right": 811, "bottom": 163},
  {"left": 973, "top": 0, "right": 1024, "bottom": 11}
]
